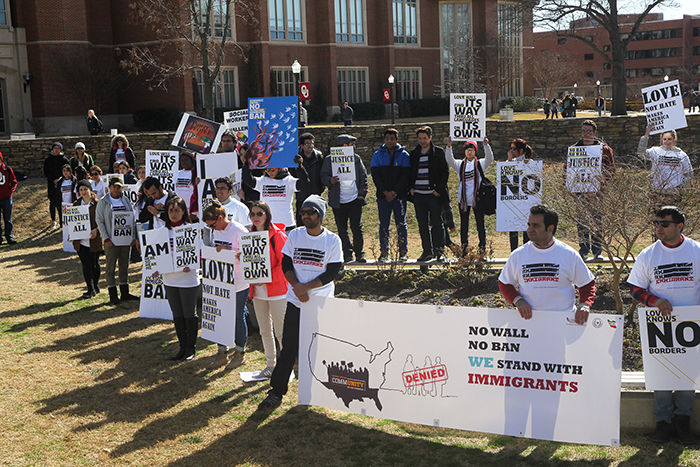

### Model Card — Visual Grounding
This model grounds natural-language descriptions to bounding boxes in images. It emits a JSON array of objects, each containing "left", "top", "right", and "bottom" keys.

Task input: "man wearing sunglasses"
[{"left": 628, "top": 206, "right": 699, "bottom": 443}]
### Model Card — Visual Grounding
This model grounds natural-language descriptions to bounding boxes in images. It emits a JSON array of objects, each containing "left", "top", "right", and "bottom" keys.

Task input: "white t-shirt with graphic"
[
  {"left": 212, "top": 219, "right": 248, "bottom": 293},
  {"left": 628, "top": 237, "right": 700, "bottom": 306},
  {"left": 499, "top": 239, "right": 595, "bottom": 312},
  {"left": 282, "top": 227, "right": 343, "bottom": 307},
  {"left": 223, "top": 196, "right": 251, "bottom": 227},
  {"left": 91, "top": 179, "right": 106, "bottom": 199},
  {"left": 254, "top": 175, "right": 298, "bottom": 228},
  {"left": 174, "top": 169, "right": 195, "bottom": 210},
  {"left": 643, "top": 145, "right": 692, "bottom": 191},
  {"left": 115, "top": 148, "right": 126, "bottom": 163},
  {"left": 61, "top": 179, "right": 73, "bottom": 204}
]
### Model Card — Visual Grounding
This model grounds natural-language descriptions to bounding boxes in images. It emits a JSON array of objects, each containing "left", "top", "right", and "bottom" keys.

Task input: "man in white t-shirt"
[
  {"left": 628, "top": 206, "right": 699, "bottom": 443},
  {"left": 499, "top": 204, "right": 595, "bottom": 321},
  {"left": 258, "top": 195, "right": 343, "bottom": 409}
]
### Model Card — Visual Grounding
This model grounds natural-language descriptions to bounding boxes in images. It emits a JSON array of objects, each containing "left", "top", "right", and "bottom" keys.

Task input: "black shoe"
[
  {"left": 170, "top": 317, "right": 187, "bottom": 360},
  {"left": 108, "top": 286, "right": 120, "bottom": 305},
  {"left": 398, "top": 252, "right": 408, "bottom": 262},
  {"left": 673, "top": 415, "right": 697, "bottom": 445},
  {"left": 119, "top": 284, "right": 139, "bottom": 301},
  {"left": 650, "top": 421, "right": 674, "bottom": 443},
  {"left": 355, "top": 253, "right": 367, "bottom": 263},
  {"left": 94, "top": 283, "right": 100, "bottom": 295},
  {"left": 258, "top": 392, "right": 282, "bottom": 410},
  {"left": 416, "top": 252, "right": 433, "bottom": 262},
  {"left": 81, "top": 290, "right": 96, "bottom": 299},
  {"left": 7, "top": 239, "right": 17, "bottom": 245},
  {"left": 344, "top": 253, "right": 354, "bottom": 263},
  {"left": 378, "top": 252, "right": 389, "bottom": 263},
  {"left": 180, "top": 317, "right": 199, "bottom": 361}
]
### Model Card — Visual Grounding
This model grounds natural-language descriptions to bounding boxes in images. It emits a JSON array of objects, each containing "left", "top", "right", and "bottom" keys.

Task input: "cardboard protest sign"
[
  {"left": 247, "top": 96, "right": 299, "bottom": 168},
  {"left": 111, "top": 208, "right": 134, "bottom": 247},
  {"left": 223, "top": 109, "right": 249, "bottom": 149},
  {"left": 329, "top": 146, "right": 356, "bottom": 182},
  {"left": 638, "top": 306, "right": 700, "bottom": 390},
  {"left": 565, "top": 145, "right": 603, "bottom": 194},
  {"left": 239, "top": 231, "right": 271, "bottom": 284},
  {"left": 642, "top": 79, "right": 687, "bottom": 135},
  {"left": 121, "top": 183, "right": 140, "bottom": 209},
  {"left": 196, "top": 153, "right": 239, "bottom": 217},
  {"left": 145, "top": 150, "right": 179, "bottom": 192},
  {"left": 139, "top": 227, "right": 174, "bottom": 274},
  {"left": 299, "top": 297, "right": 624, "bottom": 446},
  {"left": 172, "top": 224, "right": 200, "bottom": 271},
  {"left": 450, "top": 93, "right": 486, "bottom": 141},
  {"left": 64, "top": 204, "right": 91, "bottom": 241},
  {"left": 496, "top": 161, "right": 542, "bottom": 232},
  {"left": 172, "top": 113, "right": 225, "bottom": 154},
  {"left": 139, "top": 270, "right": 172, "bottom": 321},
  {"left": 200, "top": 245, "right": 237, "bottom": 346}
]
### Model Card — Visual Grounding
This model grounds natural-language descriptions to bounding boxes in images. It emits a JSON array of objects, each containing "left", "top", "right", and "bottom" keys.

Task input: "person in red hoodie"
[
  {"left": 0, "top": 151, "right": 18, "bottom": 245},
  {"left": 247, "top": 200, "right": 288, "bottom": 378}
]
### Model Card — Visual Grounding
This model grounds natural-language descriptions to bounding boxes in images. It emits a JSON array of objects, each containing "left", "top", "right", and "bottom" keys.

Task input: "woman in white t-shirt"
[
  {"left": 153, "top": 196, "right": 201, "bottom": 361},
  {"left": 638, "top": 124, "right": 692, "bottom": 203},
  {"left": 57, "top": 165, "right": 77, "bottom": 215},
  {"left": 89, "top": 165, "right": 108, "bottom": 199},
  {"left": 175, "top": 152, "right": 198, "bottom": 221},
  {"left": 72, "top": 180, "right": 103, "bottom": 298}
]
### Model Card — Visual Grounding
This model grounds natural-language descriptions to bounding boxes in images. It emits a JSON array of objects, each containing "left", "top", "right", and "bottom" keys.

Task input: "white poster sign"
[
  {"left": 139, "top": 270, "right": 172, "bottom": 321},
  {"left": 642, "top": 79, "right": 687, "bottom": 135},
  {"left": 200, "top": 245, "right": 237, "bottom": 347},
  {"left": 565, "top": 145, "right": 603, "bottom": 194},
  {"left": 111, "top": 210, "right": 134, "bottom": 246},
  {"left": 496, "top": 160, "right": 543, "bottom": 232},
  {"left": 240, "top": 230, "right": 271, "bottom": 284},
  {"left": 139, "top": 227, "right": 174, "bottom": 274},
  {"left": 638, "top": 306, "right": 700, "bottom": 390},
  {"left": 145, "top": 150, "right": 178, "bottom": 192},
  {"left": 172, "top": 113, "right": 225, "bottom": 154},
  {"left": 223, "top": 109, "right": 249, "bottom": 147},
  {"left": 196, "top": 153, "right": 239, "bottom": 218},
  {"left": 329, "top": 146, "right": 356, "bottom": 182},
  {"left": 450, "top": 93, "right": 486, "bottom": 141},
  {"left": 172, "top": 224, "right": 200, "bottom": 271},
  {"left": 121, "top": 183, "right": 140, "bottom": 209},
  {"left": 64, "top": 204, "right": 91, "bottom": 241},
  {"left": 61, "top": 203, "right": 77, "bottom": 252},
  {"left": 298, "top": 297, "right": 623, "bottom": 446}
]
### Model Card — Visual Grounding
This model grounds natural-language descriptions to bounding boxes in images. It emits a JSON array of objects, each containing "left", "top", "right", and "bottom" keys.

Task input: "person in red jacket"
[
  {"left": 0, "top": 151, "right": 18, "bottom": 244},
  {"left": 247, "top": 200, "right": 289, "bottom": 378}
]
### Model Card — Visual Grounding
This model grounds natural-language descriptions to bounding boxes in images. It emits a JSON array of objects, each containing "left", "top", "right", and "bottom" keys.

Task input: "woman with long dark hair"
[{"left": 72, "top": 180, "right": 103, "bottom": 298}]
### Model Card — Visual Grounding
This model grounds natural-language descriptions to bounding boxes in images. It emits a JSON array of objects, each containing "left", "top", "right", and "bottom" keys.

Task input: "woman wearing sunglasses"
[{"left": 506, "top": 138, "right": 535, "bottom": 251}]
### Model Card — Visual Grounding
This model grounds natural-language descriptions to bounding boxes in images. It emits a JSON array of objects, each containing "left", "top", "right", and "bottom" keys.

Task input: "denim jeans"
[
  {"left": 0, "top": 197, "right": 13, "bottom": 240},
  {"left": 377, "top": 197, "right": 407, "bottom": 253},
  {"left": 654, "top": 390, "right": 695, "bottom": 423},
  {"left": 413, "top": 193, "right": 444, "bottom": 254}
]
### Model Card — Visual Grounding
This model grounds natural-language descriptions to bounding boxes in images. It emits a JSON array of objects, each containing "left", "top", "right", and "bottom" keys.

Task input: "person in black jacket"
[
  {"left": 409, "top": 126, "right": 449, "bottom": 262},
  {"left": 43, "top": 142, "right": 69, "bottom": 229},
  {"left": 139, "top": 177, "right": 176, "bottom": 230},
  {"left": 86, "top": 109, "right": 104, "bottom": 135},
  {"left": 108, "top": 134, "right": 136, "bottom": 173},
  {"left": 291, "top": 132, "right": 325, "bottom": 226}
]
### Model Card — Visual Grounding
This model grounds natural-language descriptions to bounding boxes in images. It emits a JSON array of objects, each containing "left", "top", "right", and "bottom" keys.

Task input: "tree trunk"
[{"left": 610, "top": 42, "right": 628, "bottom": 116}]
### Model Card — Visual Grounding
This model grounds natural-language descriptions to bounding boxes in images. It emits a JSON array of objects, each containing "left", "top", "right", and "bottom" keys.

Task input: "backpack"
[{"left": 476, "top": 160, "right": 496, "bottom": 215}]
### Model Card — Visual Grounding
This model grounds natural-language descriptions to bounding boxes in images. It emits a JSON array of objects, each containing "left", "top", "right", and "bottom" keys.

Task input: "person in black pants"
[
  {"left": 291, "top": 132, "right": 325, "bottom": 226},
  {"left": 257, "top": 195, "right": 343, "bottom": 409},
  {"left": 506, "top": 138, "right": 534, "bottom": 251},
  {"left": 43, "top": 142, "right": 69, "bottom": 229},
  {"left": 72, "top": 180, "right": 103, "bottom": 298}
]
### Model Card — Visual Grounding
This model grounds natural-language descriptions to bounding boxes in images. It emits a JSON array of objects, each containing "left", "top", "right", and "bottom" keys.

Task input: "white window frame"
[
  {"left": 498, "top": 1, "right": 523, "bottom": 98},
  {"left": 0, "top": 0, "right": 8, "bottom": 27},
  {"left": 335, "top": 0, "right": 367, "bottom": 45},
  {"left": 393, "top": 0, "right": 420, "bottom": 46},
  {"left": 337, "top": 66, "right": 370, "bottom": 104},
  {"left": 395, "top": 67, "right": 422, "bottom": 100},
  {"left": 269, "top": 0, "right": 306, "bottom": 42},
  {"left": 270, "top": 66, "right": 309, "bottom": 97},
  {"left": 194, "top": 67, "right": 240, "bottom": 109},
  {"left": 439, "top": 1, "right": 474, "bottom": 96}
]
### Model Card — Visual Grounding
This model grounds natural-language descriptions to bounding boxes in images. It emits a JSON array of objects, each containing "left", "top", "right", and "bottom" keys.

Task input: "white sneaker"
[{"left": 52, "top": 221, "right": 59, "bottom": 229}]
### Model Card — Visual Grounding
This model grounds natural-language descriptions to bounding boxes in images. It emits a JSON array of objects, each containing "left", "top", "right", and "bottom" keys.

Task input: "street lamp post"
[
  {"left": 291, "top": 59, "right": 301, "bottom": 126},
  {"left": 388, "top": 74, "right": 396, "bottom": 124}
]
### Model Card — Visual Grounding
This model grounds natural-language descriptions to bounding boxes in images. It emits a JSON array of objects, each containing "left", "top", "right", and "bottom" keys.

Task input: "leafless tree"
[
  {"left": 120, "top": 0, "right": 258, "bottom": 120},
  {"left": 534, "top": 0, "right": 678, "bottom": 116},
  {"left": 530, "top": 51, "right": 579, "bottom": 100}
]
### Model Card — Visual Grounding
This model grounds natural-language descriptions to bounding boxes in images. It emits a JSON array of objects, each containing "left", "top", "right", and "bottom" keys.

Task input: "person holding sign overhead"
[
  {"left": 638, "top": 125, "right": 692, "bottom": 208},
  {"left": 72, "top": 180, "right": 102, "bottom": 298},
  {"left": 96, "top": 176, "right": 138, "bottom": 305}
]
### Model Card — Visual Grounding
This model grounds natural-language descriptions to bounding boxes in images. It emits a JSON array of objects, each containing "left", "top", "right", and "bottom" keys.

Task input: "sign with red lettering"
[
  {"left": 383, "top": 89, "right": 391, "bottom": 102},
  {"left": 300, "top": 82, "right": 311, "bottom": 101},
  {"left": 299, "top": 297, "right": 624, "bottom": 446}
]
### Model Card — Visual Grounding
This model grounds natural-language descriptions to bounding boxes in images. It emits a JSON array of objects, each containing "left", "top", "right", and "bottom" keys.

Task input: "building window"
[
  {"left": 395, "top": 68, "right": 421, "bottom": 100},
  {"left": 269, "top": 0, "right": 303, "bottom": 40},
  {"left": 0, "top": 0, "right": 6, "bottom": 25},
  {"left": 271, "top": 67, "right": 308, "bottom": 96},
  {"left": 194, "top": 68, "right": 238, "bottom": 109},
  {"left": 584, "top": 71, "right": 594, "bottom": 78},
  {"left": 557, "top": 37, "right": 567, "bottom": 45},
  {"left": 603, "top": 63, "right": 611, "bottom": 70},
  {"left": 632, "top": 28, "right": 682, "bottom": 41},
  {"left": 440, "top": 2, "right": 473, "bottom": 94},
  {"left": 626, "top": 47, "right": 682, "bottom": 60},
  {"left": 199, "top": 0, "right": 232, "bottom": 37},
  {"left": 393, "top": 0, "right": 417, "bottom": 44},
  {"left": 694, "top": 46, "right": 700, "bottom": 56},
  {"left": 337, "top": 67, "right": 368, "bottom": 103},
  {"left": 584, "top": 53, "right": 594, "bottom": 60},
  {"left": 335, "top": 0, "right": 364, "bottom": 42},
  {"left": 498, "top": 1, "right": 523, "bottom": 98},
  {"left": 694, "top": 27, "right": 700, "bottom": 37}
]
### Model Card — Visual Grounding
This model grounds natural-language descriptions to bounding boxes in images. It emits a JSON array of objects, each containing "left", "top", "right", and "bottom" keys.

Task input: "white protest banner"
[
  {"left": 61, "top": 203, "right": 77, "bottom": 252},
  {"left": 298, "top": 297, "right": 623, "bottom": 446},
  {"left": 64, "top": 204, "right": 91, "bottom": 241},
  {"left": 139, "top": 270, "right": 172, "bottom": 321},
  {"left": 223, "top": 109, "right": 249, "bottom": 147},
  {"left": 496, "top": 160, "right": 542, "bottom": 232},
  {"left": 173, "top": 224, "right": 200, "bottom": 271},
  {"left": 565, "top": 145, "right": 603, "bottom": 194},
  {"left": 231, "top": 168, "right": 243, "bottom": 195},
  {"left": 145, "top": 150, "right": 179, "bottom": 192},
  {"left": 196, "top": 153, "right": 238, "bottom": 216},
  {"left": 642, "top": 79, "right": 687, "bottom": 135},
  {"left": 240, "top": 230, "right": 271, "bottom": 284},
  {"left": 172, "top": 113, "right": 225, "bottom": 154},
  {"left": 329, "top": 146, "right": 356, "bottom": 182},
  {"left": 638, "top": 306, "right": 700, "bottom": 390},
  {"left": 139, "top": 227, "right": 174, "bottom": 274},
  {"left": 111, "top": 209, "right": 134, "bottom": 246},
  {"left": 450, "top": 93, "right": 486, "bottom": 141},
  {"left": 200, "top": 245, "right": 236, "bottom": 346}
]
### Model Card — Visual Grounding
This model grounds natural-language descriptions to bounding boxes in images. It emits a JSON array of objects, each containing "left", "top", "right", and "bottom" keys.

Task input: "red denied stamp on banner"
[{"left": 402, "top": 364, "right": 448, "bottom": 388}]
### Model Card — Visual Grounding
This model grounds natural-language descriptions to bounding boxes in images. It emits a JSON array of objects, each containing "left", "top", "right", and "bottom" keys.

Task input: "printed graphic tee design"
[{"left": 254, "top": 175, "right": 298, "bottom": 227}]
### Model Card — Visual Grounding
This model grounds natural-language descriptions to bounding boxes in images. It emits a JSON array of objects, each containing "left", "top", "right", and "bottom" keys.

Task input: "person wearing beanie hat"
[
  {"left": 70, "top": 142, "right": 95, "bottom": 173},
  {"left": 258, "top": 192, "right": 343, "bottom": 410},
  {"left": 44, "top": 142, "right": 70, "bottom": 229},
  {"left": 444, "top": 135, "right": 493, "bottom": 255},
  {"left": 73, "top": 179, "right": 103, "bottom": 298},
  {"left": 0, "top": 151, "right": 18, "bottom": 244}
]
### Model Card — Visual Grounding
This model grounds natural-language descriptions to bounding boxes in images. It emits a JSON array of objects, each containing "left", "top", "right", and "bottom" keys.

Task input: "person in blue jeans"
[{"left": 370, "top": 128, "right": 411, "bottom": 262}]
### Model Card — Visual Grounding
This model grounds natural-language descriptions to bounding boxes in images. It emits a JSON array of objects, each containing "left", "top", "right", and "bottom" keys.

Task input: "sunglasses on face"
[
  {"left": 652, "top": 220, "right": 677, "bottom": 227},
  {"left": 204, "top": 220, "right": 217, "bottom": 228},
  {"left": 250, "top": 211, "right": 265, "bottom": 218},
  {"left": 300, "top": 209, "right": 317, "bottom": 216}
]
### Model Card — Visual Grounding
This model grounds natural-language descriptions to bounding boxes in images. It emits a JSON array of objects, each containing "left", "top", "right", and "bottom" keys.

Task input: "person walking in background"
[
  {"left": 44, "top": 142, "right": 69, "bottom": 229},
  {"left": 550, "top": 98, "right": 559, "bottom": 119},
  {"left": 0, "top": 151, "right": 18, "bottom": 245},
  {"left": 87, "top": 109, "right": 103, "bottom": 135},
  {"left": 595, "top": 94, "right": 605, "bottom": 117},
  {"left": 543, "top": 99, "right": 551, "bottom": 119},
  {"left": 342, "top": 102, "right": 354, "bottom": 126}
]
